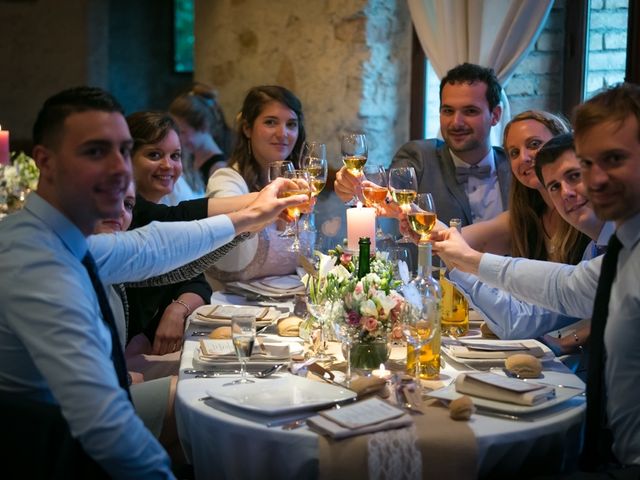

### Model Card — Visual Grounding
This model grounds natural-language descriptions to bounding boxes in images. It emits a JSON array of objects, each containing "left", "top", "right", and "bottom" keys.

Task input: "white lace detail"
[{"left": 367, "top": 425, "right": 421, "bottom": 480}]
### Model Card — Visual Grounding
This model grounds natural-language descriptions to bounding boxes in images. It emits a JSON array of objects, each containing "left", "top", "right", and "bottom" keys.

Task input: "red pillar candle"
[{"left": 0, "top": 126, "right": 9, "bottom": 165}]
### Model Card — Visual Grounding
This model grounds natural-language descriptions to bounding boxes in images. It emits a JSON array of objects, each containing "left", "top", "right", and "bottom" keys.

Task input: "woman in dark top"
[{"left": 126, "top": 111, "right": 213, "bottom": 355}]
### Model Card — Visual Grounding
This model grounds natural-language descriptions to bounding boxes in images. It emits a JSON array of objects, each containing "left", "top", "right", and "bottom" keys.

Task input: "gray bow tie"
[{"left": 455, "top": 165, "right": 492, "bottom": 183}]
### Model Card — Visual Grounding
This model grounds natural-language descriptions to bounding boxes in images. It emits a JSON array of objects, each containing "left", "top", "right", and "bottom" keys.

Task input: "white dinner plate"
[
  {"left": 427, "top": 382, "right": 585, "bottom": 414},
  {"left": 442, "top": 338, "right": 554, "bottom": 366},
  {"left": 205, "top": 375, "right": 357, "bottom": 415}
]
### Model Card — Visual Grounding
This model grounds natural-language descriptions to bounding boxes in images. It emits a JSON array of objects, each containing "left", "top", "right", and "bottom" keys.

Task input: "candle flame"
[
  {"left": 356, "top": 201, "right": 363, "bottom": 208},
  {"left": 379, "top": 364, "right": 386, "bottom": 372}
]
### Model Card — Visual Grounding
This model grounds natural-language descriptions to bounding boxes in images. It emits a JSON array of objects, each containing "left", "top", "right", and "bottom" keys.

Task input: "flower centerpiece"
[
  {"left": 302, "top": 244, "right": 405, "bottom": 370},
  {"left": 1, "top": 152, "right": 39, "bottom": 213}
]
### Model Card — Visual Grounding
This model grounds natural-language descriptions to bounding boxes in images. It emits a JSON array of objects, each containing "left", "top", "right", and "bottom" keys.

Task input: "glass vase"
[{"left": 348, "top": 337, "right": 391, "bottom": 373}]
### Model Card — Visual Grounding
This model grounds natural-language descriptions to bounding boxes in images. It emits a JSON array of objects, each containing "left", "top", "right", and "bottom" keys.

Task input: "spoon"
[{"left": 254, "top": 363, "right": 285, "bottom": 378}]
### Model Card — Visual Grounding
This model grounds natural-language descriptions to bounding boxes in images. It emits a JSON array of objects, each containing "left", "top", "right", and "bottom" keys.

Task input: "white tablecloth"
[{"left": 176, "top": 295, "right": 586, "bottom": 479}]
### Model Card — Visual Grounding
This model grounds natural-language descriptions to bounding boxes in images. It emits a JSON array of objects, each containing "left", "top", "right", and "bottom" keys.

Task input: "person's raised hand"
[
  {"left": 334, "top": 166, "right": 362, "bottom": 202},
  {"left": 430, "top": 227, "right": 482, "bottom": 274},
  {"left": 229, "top": 177, "right": 308, "bottom": 234}
]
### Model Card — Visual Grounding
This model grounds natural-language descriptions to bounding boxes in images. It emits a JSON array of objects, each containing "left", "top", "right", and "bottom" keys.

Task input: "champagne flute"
[
  {"left": 388, "top": 167, "right": 418, "bottom": 243},
  {"left": 341, "top": 132, "right": 367, "bottom": 205},
  {"left": 268, "top": 161, "right": 295, "bottom": 236},
  {"left": 300, "top": 142, "right": 328, "bottom": 232},
  {"left": 361, "top": 165, "right": 390, "bottom": 242},
  {"left": 407, "top": 193, "right": 437, "bottom": 244},
  {"left": 229, "top": 315, "right": 256, "bottom": 385},
  {"left": 280, "top": 169, "right": 311, "bottom": 253}
]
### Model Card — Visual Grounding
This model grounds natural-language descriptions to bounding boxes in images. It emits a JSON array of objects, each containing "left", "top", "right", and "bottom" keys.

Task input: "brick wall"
[{"left": 584, "top": 0, "right": 628, "bottom": 99}]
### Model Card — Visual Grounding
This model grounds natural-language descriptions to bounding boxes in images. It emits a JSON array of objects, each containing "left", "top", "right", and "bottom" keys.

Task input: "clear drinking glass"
[
  {"left": 388, "top": 167, "right": 418, "bottom": 243},
  {"left": 268, "top": 161, "right": 295, "bottom": 237},
  {"left": 407, "top": 193, "right": 437, "bottom": 244},
  {"left": 300, "top": 142, "right": 328, "bottom": 232},
  {"left": 281, "top": 169, "right": 311, "bottom": 252},
  {"left": 230, "top": 315, "right": 256, "bottom": 385},
  {"left": 341, "top": 132, "right": 368, "bottom": 205},
  {"left": 361, "top": 165, "right": 390, "bottom": 242},
  {"left": 400, "top": 300, "right": 437, "bottom": 384},
  {"left": 333, "top": 318, "right": 355, "bottom": 388},
  {"left": 305, "top": 299, "right": 335, "bottom": 362}
]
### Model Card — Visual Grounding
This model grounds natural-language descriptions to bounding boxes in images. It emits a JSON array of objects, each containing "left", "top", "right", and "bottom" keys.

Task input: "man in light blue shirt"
[
  {"left": 0, "top": 86, "right": 306, "bottom": 478},
  {"left": 433, "top": 84, "right": 640, "bottom": 471}
]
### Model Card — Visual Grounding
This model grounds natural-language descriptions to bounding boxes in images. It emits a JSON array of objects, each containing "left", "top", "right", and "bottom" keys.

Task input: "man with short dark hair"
[
  {"left": 0, "top": 86, "right": 305, "bottom": 478},
  {"left": 335, "top": 62, "right": 510, "bottom": 225}
]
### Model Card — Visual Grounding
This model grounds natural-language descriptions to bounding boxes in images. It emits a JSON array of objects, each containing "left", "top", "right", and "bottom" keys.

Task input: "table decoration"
[
  {"left": 1, "top": 151, "right": 38, "bottom": 213},
  {"left": 301, "top": 244, "right": 405, "bottom": 376}
]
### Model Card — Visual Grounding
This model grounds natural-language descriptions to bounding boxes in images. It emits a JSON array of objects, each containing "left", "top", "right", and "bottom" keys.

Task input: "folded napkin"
[
  {"left": 192, "top": 304, "right": 283, "bottom": 327},
  {"left": 198, "top": 339, "right": 290, "bottom": 362},
  {"left": 307, "top": 398, "right": 412, "bottom": 439},
  {"left": 446, "top": 339, "right": 545, "bottom": 359},
  {"left": 455, "top": 372, "right": 555, "bottom": 406},
  {"left": 227, "top": 275, "right": 305, "bottom": 298}
]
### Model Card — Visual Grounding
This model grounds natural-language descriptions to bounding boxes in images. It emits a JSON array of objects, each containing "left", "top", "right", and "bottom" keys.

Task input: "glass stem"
[
  {"left": 345, "top": 343, "right": 352, "bottom": 387},
  {"left": 292, "top": 215, "right": 300, "bottom": 250}
]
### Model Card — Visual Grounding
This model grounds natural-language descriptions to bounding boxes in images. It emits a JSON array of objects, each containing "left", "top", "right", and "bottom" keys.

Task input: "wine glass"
[
  {"left": 388, "top": 167, "right": 418, "bottom": 243},
  {"left": 229, "top": 315, "right": 256, "bottom": 385},
  {"left": 407, "top": 193, "right": 437, "bottom": 244},
  {"left": 361, "top": 165, "right": 390, "bottom": 242},
  {"left": 332, "top": 315, "right": 355, "bottom": 388},
  {"left": 268, "top": 161, "right": 295, "bottom": 237},
  {"left": 399, "top": 299, "right": 437, "bottom": 385},
  {"left": 281, "top": 169, "right": 312, "bottom": 252},
  {"left": 299, "top": 142, "right": 328, "bottom": 232},
  {"left": 341, "top": 132, "right": 368, "bottom": 205},
  {"left": 305, "top": 299, "right": 335, "bottom": 362}
]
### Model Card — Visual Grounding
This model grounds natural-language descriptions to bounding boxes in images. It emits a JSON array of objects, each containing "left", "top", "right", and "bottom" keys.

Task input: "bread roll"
[
  {"left": 449, "top": 395, "right": 475, "bottom": 421},
  {"left": 208, "top": 326, "right": 231, "bottom": 339},
  {"left": 505, "top": 353, "right": 542, "bottom": 378}
]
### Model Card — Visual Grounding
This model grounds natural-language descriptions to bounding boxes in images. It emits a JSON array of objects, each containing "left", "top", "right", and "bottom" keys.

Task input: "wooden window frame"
[{"left": 410, "top": 1, "right": 639, "bottom": 135}]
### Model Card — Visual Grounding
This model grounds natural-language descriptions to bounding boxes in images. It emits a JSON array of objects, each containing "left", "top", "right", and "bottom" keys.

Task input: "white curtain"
[{"left": 408, "top": 0, "right": 554, "bottom": 146}]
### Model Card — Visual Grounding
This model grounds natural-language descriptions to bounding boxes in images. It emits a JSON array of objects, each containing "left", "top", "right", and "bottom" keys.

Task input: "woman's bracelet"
[{"left": 172, "top": 298, "right": 192, "bottom": 318}]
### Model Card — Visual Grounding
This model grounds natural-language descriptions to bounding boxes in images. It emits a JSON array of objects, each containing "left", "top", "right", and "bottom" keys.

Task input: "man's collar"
[{"left": 449, "top": 148, "right": 495, "bottom": 171}]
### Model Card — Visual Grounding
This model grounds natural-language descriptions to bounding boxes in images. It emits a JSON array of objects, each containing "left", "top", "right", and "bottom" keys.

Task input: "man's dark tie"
[
  {"left": 581, "top": 234, "right": 623, "bottom": 470},
  {"left": 82, "top": 252, "right": 132, "bottom": 401},
  {"left": 455, "top": 164, "right": 492, "bottom": 184}
]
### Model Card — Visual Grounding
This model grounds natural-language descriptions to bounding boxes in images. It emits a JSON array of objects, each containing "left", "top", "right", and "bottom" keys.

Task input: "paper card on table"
[
  {"left": 455, "top": 373, "right": 556, "bottom": 406},
  {"left": 465, "top": 372, "right": 545, "bottom": 393},
  {"left": 198, "top": 339, "right": 291, "bottom": 361},
  {"left": 319, "top": 397, "right": 405, "bottom": 429}
]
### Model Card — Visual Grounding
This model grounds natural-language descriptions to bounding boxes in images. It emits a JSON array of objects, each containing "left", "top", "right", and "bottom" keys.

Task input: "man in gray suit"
[{"left": 335, "top": 63, "right": 511, "bottom": 226}]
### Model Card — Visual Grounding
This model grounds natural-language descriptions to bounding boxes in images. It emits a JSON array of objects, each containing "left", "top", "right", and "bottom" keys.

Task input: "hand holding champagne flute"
[
  {"left": 280, "top": 170, "right": 312, "bottom": 252},
  {"left": 388, "top": 167, "right": 418, "bottom": 243}
]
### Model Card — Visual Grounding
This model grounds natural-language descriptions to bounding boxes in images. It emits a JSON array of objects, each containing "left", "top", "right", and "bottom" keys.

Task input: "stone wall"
[
  {"left": 195, "top": 0, "right": 411, "bottom": 169},
  {"left": 0, "top": 0, "right": 108, "bottom": 146}
]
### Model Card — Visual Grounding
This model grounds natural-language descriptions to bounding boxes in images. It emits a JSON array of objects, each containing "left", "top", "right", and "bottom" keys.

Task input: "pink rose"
[
  {"left": 340, "top": 253, "right": 352, "bottom": 266},
  {"left": 347, "top": 310, "right": 361, "bottom": 326},
  {"left": 354, "top": 283, "right": 364, "bottom": 295},
  {"left": 392, "top": 324, "right": 403, "bottom": 339},
  {"left": 362, "top": 316, "right": 378, "bottom": 332}
]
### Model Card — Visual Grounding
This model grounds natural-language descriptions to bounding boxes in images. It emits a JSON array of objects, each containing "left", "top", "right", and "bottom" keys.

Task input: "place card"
[
  {"left": 319, "top": 397, "right": 405, "bottom": 429},
  {"left": 465, "top": 372, "right": 544, "bottom": 393}
]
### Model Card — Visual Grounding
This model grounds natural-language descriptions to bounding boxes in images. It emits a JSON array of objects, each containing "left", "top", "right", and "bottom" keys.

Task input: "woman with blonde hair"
[{"left": 460, "top": 110, "right": 590, "bottom": 263}]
